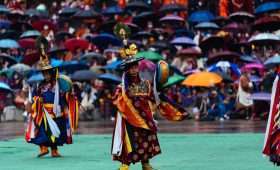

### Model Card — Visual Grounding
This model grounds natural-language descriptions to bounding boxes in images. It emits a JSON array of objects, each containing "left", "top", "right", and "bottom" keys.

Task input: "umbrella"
[
  {"left": 248, "top": 33, "right": 280, "bottom": 44},
  {"left": 223, "top": 22, "right": 246, "bottom": 32},
  {"left": 0, "top": 5, "right": 10, "bottom": 14},
  {"left": 159, "top": 4, "right": 186, "bottom": 13},
  {"left": 182, "top": 71, "right": 222, "bottom": 87},
  {"left": 136, "top": 51, "right": 163, "bottom": 61},
  {"left": 73, "top": 9, "right": 101, "bottom": 19},
  {"left": 9, "top": 63, "right": 31, "bottom": 73},
  {"left": 103, "top": 60, "right": 122, "bottom": 70},
  {"left": 55, "top": 31, "right": 74, "bottom": 41},
  {"left": 214, "top": 71, "right": 233, "bottom": 83},
  {"left": 207, "top": 51, "right": 240, "bottom": 64},
  {"left": 27, "top": 73, "right": 44, "bottom": 83},
  {"left": 249, "top": 75, "right": 262, "bottom": 83},
  {"left": 159, "top": 15, "right": 185, "bottom": 23},
  {"left": 253, "top": 16, "right": 280, "bottom": 32},
  {"left": 199, "top": 35, "right": 225, "bottom": 51},
  {"left": 59, "top": 61, "right": 89, "bottom": 74},
  {"left": 90, "top": 33, "right": 122, "bottom": 48},
  {"left": 189, "top": 10, "right": 215, "bottom": 23},
  {"left": 0, "top": 82, "right": 13, "bottom": 93},
  {"left": 64, "top": 38, "right": 90, "bottom": 52},
  {"left": 71, "top": 70, "right": 98, "bottom": 81},
  {"left": 162, "top": 74, "right": 185, "bottom": 89},
  {"left": 125, "top": 1, "right": 150, "bottom": 12},
  {"left": 229, "top": 11, "right": 254, "bottom": 22},
  {"left": 102, "top": 6, "right": 123, "bottom": 15},
  {"left": 18, "top": 38, "right": 36, "bottom": 49},
  {"left": 194, "top": 22, "right": 220, "bottom": 30},
  {"left": 176, "top": 47, "right": 202, "bottom": 57},
  {"left": 240, "top": 55, "right": 259, "bottom": 63},
  {"left": 20, "top": 30, "right": 41, "bottom": 39},
  {"left": 0, "top": 54, "right": 17, "bottom": 65},
  {"left": 242, "top": 63, "right": 264, "bottom": 71},
  {"left": 250, "top": 92, "right": 271, "bottom": 101},
  {"left": 170, "top": 36, "right": 196, "bottom": 46},
  {"left": 51, "top": 59, "right": 63, "bottom": 67},
  {"left": 10, "top": 22, "right": 34, "bottom": 32},
  {"left": 48, "top": 46, "right": 67, "bottom": 56},
  {"left": 32, "top": 19, "right": 56, "bottom": 31},
  {"left": 97, "top": 73, "right": 121, "bottom": 84},
  {"left": 264, "top": 55, "right": 280, "bottom": 68},
  {"left": 0, "top": 19, "right": 11, "bottom": 29},
  {"left": 174, "top": 29, "right": 195, "bottom": 38},
  {"left": 132, "top": 31, "right": 153, "bottom": 40},
  {"left": 208, "top": 61, "right": 241, "bottom": 76},
  {"left": 255, "top": 2, "right": 280, "bottom": 14},
  {"left": 23, "top": 52, "right": 39, "bottom": 66},
  {"left": 58, "top": 7, "right": 78, "bottom": 17},
  {"left": 132, "top": 11, "right": 155, "bottom": 25},
  {"left": 80, "top": 52, "right": 103, "bottom": 61},
  {"left": 0, "top": 39, "right": 19, "bottom": 48}
]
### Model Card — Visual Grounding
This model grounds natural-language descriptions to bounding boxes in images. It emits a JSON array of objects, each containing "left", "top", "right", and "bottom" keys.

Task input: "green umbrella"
[
  {"left": 162, "top": 74, "right": 185, "bottom": 89},
  {"left": 136, "top": 51, "right": 163, "bottom": 61}
]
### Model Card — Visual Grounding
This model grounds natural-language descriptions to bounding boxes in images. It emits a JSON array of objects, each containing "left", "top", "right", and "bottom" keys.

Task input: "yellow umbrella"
[{"left": 182, "top": 71, "right": 222, "bottom": 87}]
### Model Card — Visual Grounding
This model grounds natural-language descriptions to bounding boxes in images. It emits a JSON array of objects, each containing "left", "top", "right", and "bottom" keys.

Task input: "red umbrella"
[
  {"left": 32, "top": 19, "right": 56, "bottom": 32},
  {"left": 64, "top": 38, "right": 90, "bottom": 52},
  {"left": 23, "top": 52, "right": 39, "bottom": 66},
  {"left": 18, "top": 38, "right": 36, "bottom": 49}
]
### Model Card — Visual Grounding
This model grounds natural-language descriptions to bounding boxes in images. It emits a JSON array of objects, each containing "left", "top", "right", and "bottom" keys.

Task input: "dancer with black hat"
[
  {"left": 25, "top": 36, "right": 79, "bottom": 157},
  {"left": 111, "top": 23, "right": 188, "bottom": 170}
]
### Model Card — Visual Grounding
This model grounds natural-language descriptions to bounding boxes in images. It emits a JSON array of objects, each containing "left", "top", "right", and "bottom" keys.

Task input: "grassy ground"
[{"left": 0, "top": 134, "right": 276, "bottom": 170}]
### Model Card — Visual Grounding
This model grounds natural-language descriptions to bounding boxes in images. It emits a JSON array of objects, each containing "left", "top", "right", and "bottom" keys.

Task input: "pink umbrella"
[{"left": 242, "top": 63, "right": 265, "bottom": 71}]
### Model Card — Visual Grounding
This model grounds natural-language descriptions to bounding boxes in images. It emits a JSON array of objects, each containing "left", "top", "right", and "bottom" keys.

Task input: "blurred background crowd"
[{"left": 0, "top": 0, "right": 279, "bottom": 122}]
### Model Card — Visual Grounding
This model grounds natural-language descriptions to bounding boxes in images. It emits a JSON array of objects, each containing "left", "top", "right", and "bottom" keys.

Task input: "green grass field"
[{"left": 0, "top": 134, "right": 276, "bottom": 170}]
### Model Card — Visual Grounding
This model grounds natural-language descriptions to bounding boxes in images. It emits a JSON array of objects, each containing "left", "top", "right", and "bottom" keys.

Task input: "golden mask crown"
[
  {"left": 114, "top": 23, "right": 138, "bottom": 59},
  {"left": 36, "top": 36, "right": 52, "bottom": 70}
]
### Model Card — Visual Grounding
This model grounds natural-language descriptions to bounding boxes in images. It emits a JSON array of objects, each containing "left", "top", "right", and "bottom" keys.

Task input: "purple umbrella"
[
  {"left": 250, "top": 92, "right": 271, "bottom": 101},
  {"left": 170, "top": 36, "right": 196, "bottom": 46}
]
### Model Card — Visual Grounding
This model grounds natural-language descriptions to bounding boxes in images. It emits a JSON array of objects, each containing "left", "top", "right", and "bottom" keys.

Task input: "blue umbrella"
[
  {"left": 195, "top": 22, "right": 220, "bottom": 30},
  {"left": 71, "top": 70, "right": 98, "bottom": 81},
  {"left": 27, "top": 73, "right": 44, "bottom": 83},
  {"left": 58, "top": 7, "right": 78, "bottom": 16},
  {"left": 0, "top": 5, "right": 10, "bottom": 14},
  {"left": 58, "top": 60, "right": 89, "bottom": 74},
  {"left": 170, "top": 36, "right": 196, "bottom": 46},
  {"left": 103, "top": 60, "right": 122, "bottom": 70},
  {"left": 0, "top": 54, "right": 17, "bottom": 65},
  {"left": 264, "top": 55, "right": 280, "bottom": 68},
  {"left": 255, "top": 2, "right": 280, "bottom": 14},
  {"left": 0, "top": 82, "right": 13, "bottom": 92},
  {"left": 189, "top": 10, "right": 215, "bottom": 23},
  {"left": 102, "top": 6, "right": 123, "bottom": 15},
  {"left": 0, "top": 39, "right": 19, "bottom": 48},
  {"left": 0, "top": 19, "right": 10, "bottom": 29},
  {"left": 208, "top": 61, "right": 241, "bottom": 77},
  {"left": 20, "top": 30, "right": 41, "bottom": 39},
  {"left": 51, "top": 59, "right": 63, "bottom": 67},
  {"left": 90, "top": 33, "right": 122, "bottom": 48},
  {"left": 98, "top": 73, "right": 121, "bottom": 84}
]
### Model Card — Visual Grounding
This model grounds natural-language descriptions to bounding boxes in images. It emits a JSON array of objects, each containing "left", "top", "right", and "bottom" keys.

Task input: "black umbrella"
[
  {"left": 159, "top": 4, "right": 186, "bottom": 13},
  {"left": 55, "top": 31, "right": 74, "bottom": 41},
  {"left": 59, "top": 7, "right": 78, "bottom": 17},
  {"left": 73, "top": 9, "right": 101, "bottom": 19},
  {"left": 125, "top": 1, "right": 151, "bottom": 12},
  {"left": 71, "top": 70, "right": 98, "bottom": 81},
  {"left": 80, "top": 52, "right": 103, "bottom": 61}
]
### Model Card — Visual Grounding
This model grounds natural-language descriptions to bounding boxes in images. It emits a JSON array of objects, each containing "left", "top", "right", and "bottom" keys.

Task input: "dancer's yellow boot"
[
  {"left": 119, "top": 164, "right": 129, "bottom": 170},
  {"left": 142, "top": 163, "right": 154, "bottom": 170}
]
